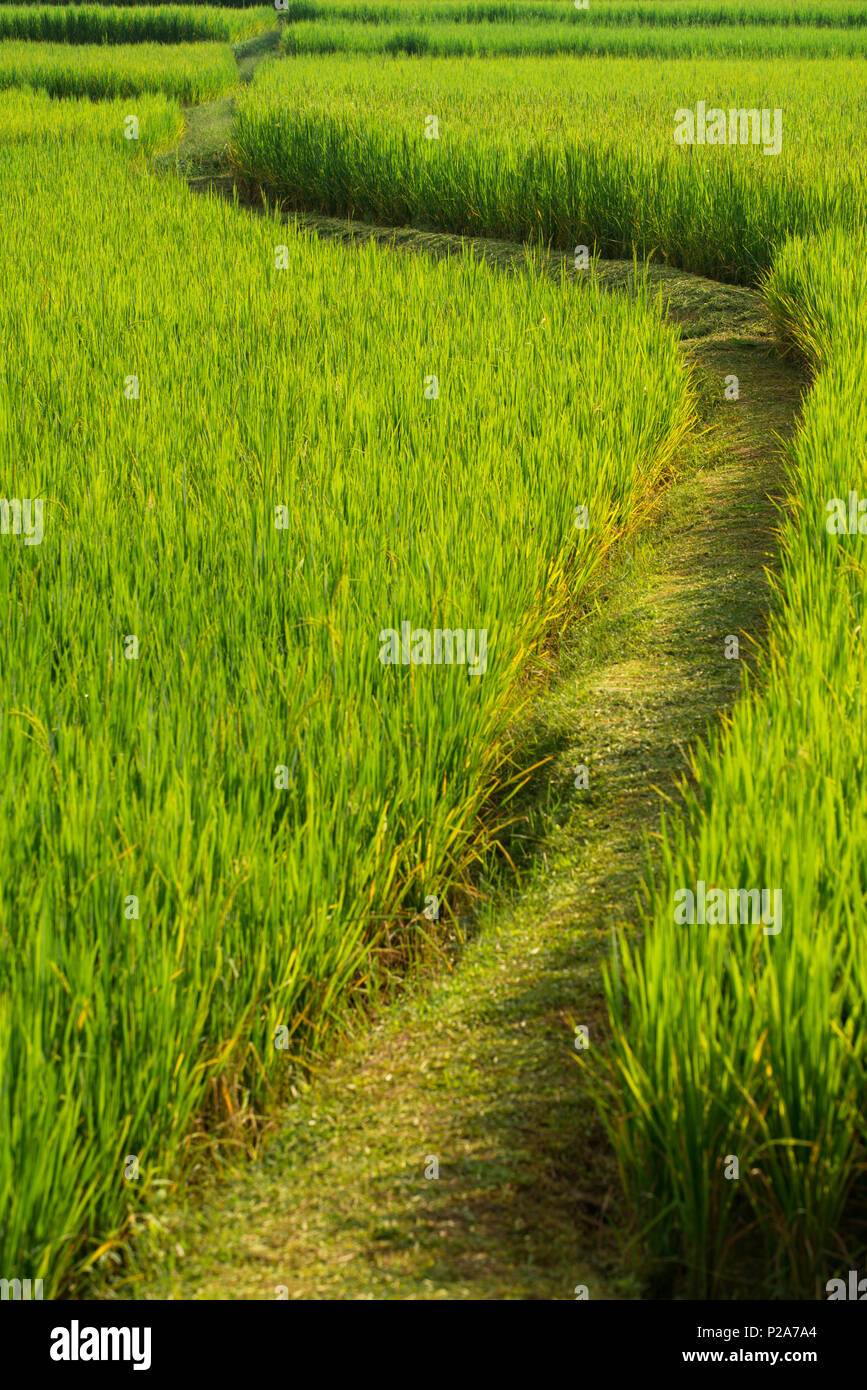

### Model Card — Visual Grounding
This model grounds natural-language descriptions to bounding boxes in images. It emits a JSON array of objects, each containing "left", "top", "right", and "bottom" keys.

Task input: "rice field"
[
  {"left": 0, "top": 84, "right": 182, "bottom": 146},
  {"left": 0, "top": 39, "right": 237, "bottom": 98},
  {"left": 279, "top": 0, "right": 867, "bottom": 23},
  {"left": 232, "top": 53, "right": 866, "bottom": 282},
  {"left": 594, "top": 227, "right": 867, "bottom": 1294},
  {"left": 0, "top": 111, "right": 693, "bottom": 1292},
  {"left": 1, "top": 0, "right": 865, "bottom": 1309},
  {"left": 280, "top": 18, "right": 867, "bottom": 54},
  {"left": 273, "top": 0, "right": 867, "bottom": 54},
  {"left": 0, "top": 5, "right": 273, "bottom": 44}
]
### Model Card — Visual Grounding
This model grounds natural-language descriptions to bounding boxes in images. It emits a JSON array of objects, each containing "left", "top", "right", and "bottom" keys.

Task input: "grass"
[
  {"left": 0, "top": 124, "right": 695, "bottom": 1294},
  {"left": 279, "top": 0, "right": 867, "bottom": 25},
  {"left": 82, "top": 238, "right": 801, "bottom": 1301},
  {"left": 0, "top": 86, "right": 183, "bottom": 151},
  {"left": 0, "top": 6, "right": 274, "bottom": 44},
  {"left": 210, "top": 39, "right": 867, "bottom": 1295},
  {"left": 0, "top": 39, "right": 238, "bottom": 99},
  {"left": 2, "top": 8, "right": 864, "bottom": 1301},
  {"left": 0, "top": 0, "right": 271, "bottom": 5},
  {"left": 280, "top": 18, "right": 867, "bottom": 54},
  {"left": 1, "top": 0, "right": 866, "bottom": 11},
  {"left": 232, "top": 53, "right": 867, "bottom": 284},
  {"left": 589, "top": 226, "right": 867, "bottom": 1295}
]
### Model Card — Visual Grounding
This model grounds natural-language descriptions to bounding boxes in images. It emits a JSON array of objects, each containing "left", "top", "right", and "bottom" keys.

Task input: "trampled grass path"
[{"left": 91, "top": 60, "right": 804, "bottom": 1300}]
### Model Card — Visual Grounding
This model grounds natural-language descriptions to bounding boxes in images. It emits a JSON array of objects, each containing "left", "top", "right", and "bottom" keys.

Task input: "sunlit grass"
[
  {"left": 0, "top": 5, "right": 273, "bottom": 44},
  {"left": 0, "top": 87, "right": 183, "bottom": 150},
  {"left": 0, "top": 128, "right": 693, "bottom": 1291},
  {"left": 0, "top": 39, "right": 237, "bottom": 100},
  {"left": 233, "top": 54, "right": 867, "bottom": 284},
  {"left": 588, "top": 227, "right": 867, "bottom": 1296}
]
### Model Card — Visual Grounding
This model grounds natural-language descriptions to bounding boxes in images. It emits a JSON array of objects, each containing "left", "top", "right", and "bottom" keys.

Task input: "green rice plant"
[
  {"left": 232, "top": 53, "right": 866, "bottom": 283},
  {"left": 1, "top": 0, "right": 864, "bottom": 11},
  {"left": 588, "top": 227, "right": 867, "bottom": 1296},
  {"left": 0, "top": 0, "right": 262, "bottom": 6},
  {"left": 0, "top": 40, "right": 238, "bottom": 100},
  {"left": 280, "top": 0, "right": 867, "bottom": 25},
  {"left": 0, "top": 134, "right": 693, "bottom": 1292},
  {"left": 280, "top": 17, "right": 867, "bottom": 54},
  {"left": 230, "top": 42, "right": 867, "bottom": 1298},
  {"left": 0, "top": 5, "right": 273, "bottom": 44},
  {"left": 0, "top": 88, "right": 183, "bottom": 151}
]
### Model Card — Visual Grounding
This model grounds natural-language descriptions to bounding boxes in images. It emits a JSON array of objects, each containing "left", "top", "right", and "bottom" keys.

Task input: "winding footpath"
[{"left": 92, "top": 51, "right": 805, "bottom": 1299}]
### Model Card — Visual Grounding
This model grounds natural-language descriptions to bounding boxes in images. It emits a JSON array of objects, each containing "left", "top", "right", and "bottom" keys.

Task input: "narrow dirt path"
[{"left": 95, "top": 70, "right": 805, "bottom": 1301}]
